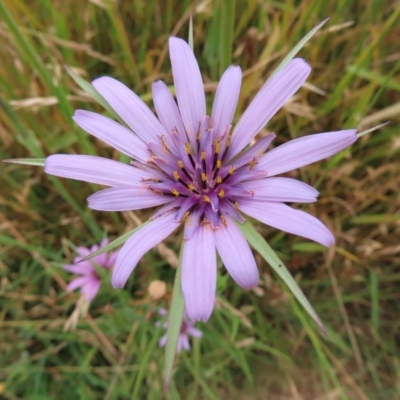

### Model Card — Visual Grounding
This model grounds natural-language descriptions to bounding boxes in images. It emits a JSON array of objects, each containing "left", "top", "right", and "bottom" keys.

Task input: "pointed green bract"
[
  {"left": 65, "top": 66, "right": 124, "bottom": 124},
  {"left": 188, "top": 15, "right": 194, "bottom": 51},
  {"left": 3, "top": 158, "right": 45, "bottom": 167},
  {"left": 163, "top": 245, "right": 185, "bottom": 390},
  {"left": 79, "top": 221, "right": 150, "bottom": 263},
  {"left": 236, "top": 219, "right": 328, "bottom": 335},
  {"left": 357, "top": 122, "right": 389, "bottom": 138},
  {"left": 271, "top": 18, "right": 329, "bottom": 76}
]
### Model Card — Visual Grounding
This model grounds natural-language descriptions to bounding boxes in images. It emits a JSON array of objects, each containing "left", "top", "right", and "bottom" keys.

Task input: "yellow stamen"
[
  {"left": 216, "top": 176, "right": 222, "bottom": 184},
  {"left": 203, "top": 195, "right": 211, "bottom": 203},
  {"left": 142, "top": 178, "right": 160, "bottom": 183},
  {"left": 216, "top": 160, "right": 222, "bottom": 169},
  {"left": 188, "top": 184, "right": 195, "bottom": 191},
  {"left": 249, "top": 159, "right": 257, "bottom": 170},
  {"left": 184, "top": 143, "right": 191, "bottom": 154},
  {"left": 201, "top": 151, "right": 206, "bottom": 160},
  {"left": 177, "top": 160, "right": 184, "bottom": 168},
  {"left": 218, "top": 189, "right": 225, "bottom": 198},
  {"left": 229, "top": 165, "right": 235, "bottom": 174},
  {"left": 149, "top": 187, "right": 163, "bottom": 196},
  {"left": 171, "top": 189, "right": 180, "bottom": 197},
  {"left": 215, "top": 141, "right": 221, "bottom": 154},
  {"left": 173, "top": 171, "right": 180, "bottom": 180},
  {"left": 220, "top": 215, "right": 228, "bottom": 227},
  {"left": 201, "top": 172, "right": 207, "bottom": 181},
  {"left": 160, "top": 136, "right": 170, "bottom": 152}
]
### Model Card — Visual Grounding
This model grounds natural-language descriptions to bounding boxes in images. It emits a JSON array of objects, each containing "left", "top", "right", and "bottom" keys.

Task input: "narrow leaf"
[
  {"left": 163, "top": 244, "right": 185, "bottom": 390},
  {"left": 65, "top": 66, "right": 124, "bottom": 124},
  {"left": 237, "top": 219, "right": 327, "bottom": 335},
  {"left": 271, "top": 18, "right": 329, "bottom": 76},
  {"left": 3, "top": 158, "right": 45, "bottom": 167},
  {"left": 79, "top": 221, "right": 150, "bottom": 262}
]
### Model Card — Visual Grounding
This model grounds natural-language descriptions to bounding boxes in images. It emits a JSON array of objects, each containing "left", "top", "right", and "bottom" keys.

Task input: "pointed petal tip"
[
  {"left": 186, "top": 310, "right": 212, "bottom": 323},
  {"left": 322, "top": 233, "right": 335, "bottom": 248},
  {"left": 241, "top": 280, "right": 259, "bottom": 290},
  {"left": 111, "top": 279, "right": 124, "bottom": 289}
]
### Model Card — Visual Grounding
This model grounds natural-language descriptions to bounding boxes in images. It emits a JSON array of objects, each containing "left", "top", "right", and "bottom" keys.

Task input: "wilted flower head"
[
  {"left": 64, "top": 238, "right": 118, "bottom": 301},
  {"left": 157, "top": 308, "right": 202, "bottom": 353},
  {"left": 46, "top": 37, "right": 357, "bottom": 321}
]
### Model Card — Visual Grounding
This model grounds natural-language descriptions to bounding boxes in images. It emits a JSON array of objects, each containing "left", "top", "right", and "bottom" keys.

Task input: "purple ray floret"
[
  {"left": 45, "top": 37, "right": 358, "bottom": 321},
  {"left": 64, "top": 239, "right": 118, "bottom": 301},
  {"left": 156, "top": 308, "right": 203, "bottom": 353}
]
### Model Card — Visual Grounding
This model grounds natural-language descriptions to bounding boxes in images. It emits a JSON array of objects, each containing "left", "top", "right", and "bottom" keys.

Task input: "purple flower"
[
  {"left": 64, "top": 238, "right": 118, "bottom": 301},
  {"left": 45, "top": 37, "right": 357, "bottom": 321},
  {"left": 157, "top": 308, "right": 203, "bottom": 353}
]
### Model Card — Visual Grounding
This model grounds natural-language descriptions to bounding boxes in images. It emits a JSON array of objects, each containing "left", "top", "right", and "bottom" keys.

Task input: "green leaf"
[
  {"left": 3, "top": 158, "right": 45, "bottom": 167},
  {"left": 236, "top": 219, "right": 327, "bottom": 335},
  {"left": 65, "top": 66, "right": 124, "bottom": 124},
  {"left": 80, "top": 221, "right": 151, "bottom": 262},
  {"left": 163, "top": 244, "right": 185, "bottom": 390},
  {"left": 271, "top": 18, "right": 329, "bottom": 76}
]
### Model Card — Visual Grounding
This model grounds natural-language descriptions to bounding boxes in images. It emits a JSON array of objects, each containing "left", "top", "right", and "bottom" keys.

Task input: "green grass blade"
[
  {"left": 0, "top": 2, "right": 72, "bottom": 119},
  {"left": 163, "top": 244, "right": 185, "bottom": 390},
  {"left": 236, "top": 219, "right": 327, "bottom": 335},
  {"left": 218, "top": 0, "right": 235, "bottom": 75}
]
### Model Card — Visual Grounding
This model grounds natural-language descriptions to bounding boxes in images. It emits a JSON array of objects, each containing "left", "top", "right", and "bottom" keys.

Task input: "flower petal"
[
  {"left": 63, "top": 262, "right": 95, "bottom": 275},
  {"left": 211, "top": 65, "right": 242, "bottom": 138},
  {"left": 239, "top": 200, "right": 334, "bottom": 247},
  {"left": 257, "top": 129, "right": 358, "bottom": 176},
  {"left": 105, "top": 250, "right": 119, "bottom": 269},
  {"left": 82, "top": 279, "right": 101, "bottom": 302},
  {"left": 179, "top": 334, "right": 191, "bottom": 351},
  {"left": 169, "top": 37, "right": 206, "bottom": 148},
  {"left": 76, "top": 246, "right": 90, "bottom": 258},
  {"left": 214, "top": 217, "right": 259, "bottom": 289},
  {"left": 241, "top": 177, "right": 319, "bottom": 203},
  {"left": 232, "top": 133, "right": 276, "bottom": 169},
  {"left": 92, "top": 76, "right": 166, "bottom": 143},
  {"left": 73, "top": 110, "right": 150, "bottom": 162},
  {"left": 159, "top": 334, "right": 168, "bottom": 348},
  {"left": 186, "top": 327, "right": 203, "bottom": 338},
  {"left": 112, "top": 212, "right": 180, "bottom": 288},
  {"left": 182, "top": 224, "right": 216, "bottom": 322},
  {"left": 228, "top": 59, "right": 311, "bottom": 159},
  {"left": 87, "top": 186, "right": 172, "bottom": 211},
  {"left": 45, "top": 155, "right": 154, "bottom": 187},
  {"left": 66, "top": 276, "right": 92, "bottom": 292},
  {"left": 152, "top": 80, "right": 186, "bottom": 141}
]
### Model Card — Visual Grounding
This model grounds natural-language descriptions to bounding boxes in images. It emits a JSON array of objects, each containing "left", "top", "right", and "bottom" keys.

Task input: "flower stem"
[{"left": 163, "top": 244, "right": 185, "bottom": 391}]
